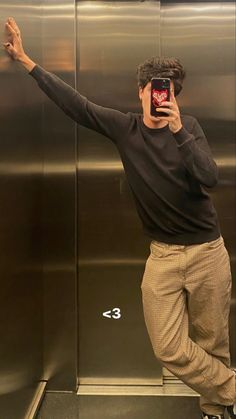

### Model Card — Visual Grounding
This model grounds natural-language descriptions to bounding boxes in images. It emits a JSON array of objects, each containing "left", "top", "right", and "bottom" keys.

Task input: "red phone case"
[{"left": 150, "top": 78, "right": 170, "bottom": 117}]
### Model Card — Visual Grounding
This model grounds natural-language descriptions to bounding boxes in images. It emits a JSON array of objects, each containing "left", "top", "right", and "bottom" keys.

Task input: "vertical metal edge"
[
  {"left": 24, "top": 381, "right": 47, "bottom": 419},
  {"left": 158, "top": 0, "right": 161, "bottom": 56},
  {"left": 74, "top": 0, "right": 80, "bottom": 391}
]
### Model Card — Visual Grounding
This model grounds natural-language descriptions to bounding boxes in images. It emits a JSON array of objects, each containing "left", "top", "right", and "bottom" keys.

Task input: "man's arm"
[
  {"left": 173, "top": 118, "right": 218, "bottom": 188},
  {"left": 27, "top": 64, "right": 130, "bottom": 143},
  {"left": 154, "top": 91, "right": 218, "bottom": 188},
  {"left": 3, "top": 17, "right": 130, "bottom": 143}
]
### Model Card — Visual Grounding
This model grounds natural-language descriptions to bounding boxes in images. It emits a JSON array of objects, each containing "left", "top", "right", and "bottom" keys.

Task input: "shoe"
[
  {"left": 226, "top": 368, "right": 236, "bottom": 418},
  {"left": 226, "top": 404, "right": 236, "bottom": 418},
  {"left": 201, "top": 413, "right": 224, "bottom": 419}
]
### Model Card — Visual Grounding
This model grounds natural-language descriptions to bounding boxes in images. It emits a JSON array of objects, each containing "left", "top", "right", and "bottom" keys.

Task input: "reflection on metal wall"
[
  {"left": 77, "top": 0, "right": 163, "bottom": 387},
  {"left": 0, "top": 2, "right": 44, "bottom": 418},
  {"left": 160, "top": 0, "right": 236, "bottom": 366}
]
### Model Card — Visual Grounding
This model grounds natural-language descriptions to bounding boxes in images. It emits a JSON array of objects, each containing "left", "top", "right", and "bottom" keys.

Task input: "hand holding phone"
[{"left": 150, "top": 79, "right": 183, "bottom": 133}]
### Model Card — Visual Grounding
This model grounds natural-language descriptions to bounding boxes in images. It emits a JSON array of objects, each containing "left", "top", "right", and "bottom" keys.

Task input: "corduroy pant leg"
[
  {"left": 185, "top": 235, "right": 234, "bottom": 415},
  {"left": 140, "top": 237, "right": 236, "bottom": 416}
]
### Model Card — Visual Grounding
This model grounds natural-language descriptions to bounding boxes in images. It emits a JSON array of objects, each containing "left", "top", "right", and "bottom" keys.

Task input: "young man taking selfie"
[{"left": 3, "top": 17, "right": 236, "bottom": 419}]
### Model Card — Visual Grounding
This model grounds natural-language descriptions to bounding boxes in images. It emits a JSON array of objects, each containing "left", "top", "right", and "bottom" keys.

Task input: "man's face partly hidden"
[{"left": 139, "top": 80, "right": 175, "bottom": 123}]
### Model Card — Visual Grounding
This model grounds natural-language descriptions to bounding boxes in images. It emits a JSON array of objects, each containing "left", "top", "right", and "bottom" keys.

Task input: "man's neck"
[{"left": 143, "top": 115, "right": 168, "bottom": 129}]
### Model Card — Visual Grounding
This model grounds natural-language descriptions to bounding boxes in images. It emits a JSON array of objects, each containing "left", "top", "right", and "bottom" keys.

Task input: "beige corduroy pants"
[{"left": 141, "top": 235, "right": 235, "bottom": 416}]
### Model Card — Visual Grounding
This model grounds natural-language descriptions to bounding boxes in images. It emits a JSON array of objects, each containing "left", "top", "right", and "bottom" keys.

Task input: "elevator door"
[{"left": 77, "top": 0, "right": 163, "bottom": 386}]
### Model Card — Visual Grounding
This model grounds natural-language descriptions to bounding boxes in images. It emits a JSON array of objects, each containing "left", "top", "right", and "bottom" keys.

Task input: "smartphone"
[{"left": 150, "top": 78, "right": 170, "bottom": 117}]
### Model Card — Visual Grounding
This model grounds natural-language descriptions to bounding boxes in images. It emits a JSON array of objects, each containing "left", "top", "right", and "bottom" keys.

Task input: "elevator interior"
[{"left": 0, "top": 1, "right": 235, "bottom": 418}]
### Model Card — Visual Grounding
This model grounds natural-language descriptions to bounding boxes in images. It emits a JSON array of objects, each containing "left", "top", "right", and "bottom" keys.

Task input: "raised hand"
[
  {"left": 2, "top": 17, "right": 36, "bottom": 72},
  {"left": 156, "top": 90, "right": 183, "bottom": 134},
  {"left": 3, "top": 17, "right": 25, "bottom": 61}
]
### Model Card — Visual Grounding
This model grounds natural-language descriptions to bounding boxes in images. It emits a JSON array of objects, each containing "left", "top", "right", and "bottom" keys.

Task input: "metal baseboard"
[
  {"left": 162, "top": 367, "right": 186, "bottom": 385},
  {"left": 77, "top": 383, "right": 199, "bottom": 397},
  {"left": 24, "top": 381, "right": 47, "bottom": 419},
  {"left": 77, "top": 368, "right": 200, "bottom": 397}
]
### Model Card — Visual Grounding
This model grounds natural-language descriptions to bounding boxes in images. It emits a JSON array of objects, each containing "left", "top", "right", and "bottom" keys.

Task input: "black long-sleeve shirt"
[{"left": 29, "top": 65, "right": 221, "bottom": 245}]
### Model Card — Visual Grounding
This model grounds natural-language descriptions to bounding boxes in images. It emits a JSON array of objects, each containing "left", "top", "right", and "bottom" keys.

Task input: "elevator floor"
[{"left": 36, "top": 391, "right": 204, "bottom": 419}]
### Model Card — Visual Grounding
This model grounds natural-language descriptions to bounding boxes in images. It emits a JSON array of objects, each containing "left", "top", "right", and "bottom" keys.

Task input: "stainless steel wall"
[
  {"left": 0, "top": 2, "right": 44, "bottom": 418},
  {"left": 41, "top": 0, "right": 77, "bottom": 391},
  {"left": 0, "top": 2, "right": 78, "bottom": 415},
  {"left": 77, "top": 0, "right": 164, "bottom": 387}
]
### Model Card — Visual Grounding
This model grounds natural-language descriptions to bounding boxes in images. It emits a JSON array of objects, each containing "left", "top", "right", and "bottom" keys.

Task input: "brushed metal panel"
[
  {"left": 77, "top": 1, "right": 162, "bottom": 385},
  {"left": 41, "top": 0, "right": 77, "bottom": 390},
  {"left": 160, "top": 1, "right": 236, "bottom": 364},
  {"left": 0, "top": 1, "right": 44, "bottom": 417}
]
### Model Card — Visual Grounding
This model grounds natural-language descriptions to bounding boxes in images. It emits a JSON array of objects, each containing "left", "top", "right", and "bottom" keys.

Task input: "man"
[{"left": 3, "top": 16, "right": 236, "bottom": 419}]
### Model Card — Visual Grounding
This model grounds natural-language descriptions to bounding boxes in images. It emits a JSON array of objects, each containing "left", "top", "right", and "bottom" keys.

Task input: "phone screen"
[{"left": 150, "top": 78, "right": 170, "bottom": 117}]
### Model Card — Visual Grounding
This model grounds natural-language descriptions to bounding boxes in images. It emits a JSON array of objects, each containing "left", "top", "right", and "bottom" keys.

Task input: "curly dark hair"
[{"left": 136, "top": 56, "right": 186, "bottom": 96}]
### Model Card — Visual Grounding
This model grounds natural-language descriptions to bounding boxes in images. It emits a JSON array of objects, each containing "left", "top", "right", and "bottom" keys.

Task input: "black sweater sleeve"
[
  {"left": 29, "top": 65, "right": 130, "bottom": 144},
  {"left": 173, "top": 117, "right": 218, "bottom": 188}
]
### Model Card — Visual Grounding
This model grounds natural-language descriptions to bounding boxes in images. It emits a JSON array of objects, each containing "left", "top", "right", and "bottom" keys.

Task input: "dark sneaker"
[
  {"left": 201, "top": 413, "right": 224, "bottom": 419},
  {"left": 226, "top": 404, "right": 236, "bottom": 418},
  {"left": 226, "top": 368, "right": 236, "bottom": 418}
]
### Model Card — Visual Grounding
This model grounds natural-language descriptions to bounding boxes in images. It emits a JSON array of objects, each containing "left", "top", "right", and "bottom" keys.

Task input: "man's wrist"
[
  {"left": 18, "top": 53, "right": 36, "bottom": 72},
  {"left": 171, "top": 124, "right": 183, "bottom": 134}
]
